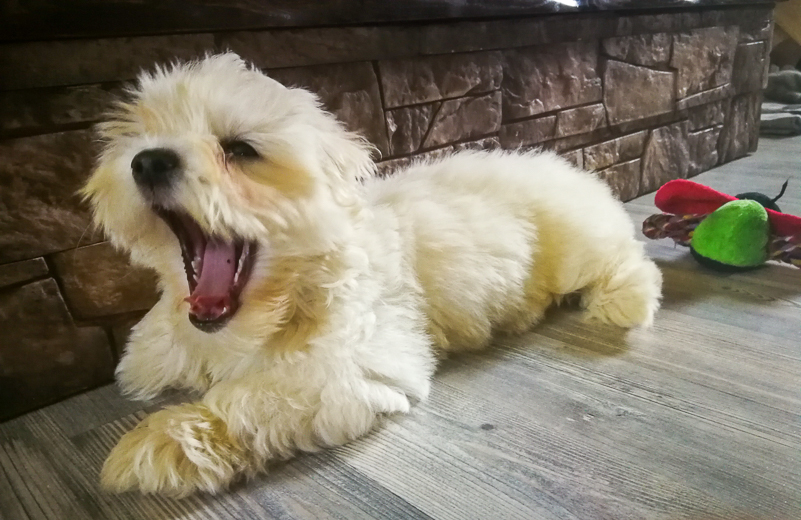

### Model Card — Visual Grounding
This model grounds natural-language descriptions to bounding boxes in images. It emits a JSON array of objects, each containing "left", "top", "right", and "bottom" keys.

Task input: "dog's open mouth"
[{"left": 156, "top": 210, "right": 257, "bottom": 333}]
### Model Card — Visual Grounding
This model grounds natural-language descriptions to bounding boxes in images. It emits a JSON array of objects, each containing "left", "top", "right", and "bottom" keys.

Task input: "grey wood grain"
[{"left": 2, "top": 136, "right": 800, "bottom": 520}]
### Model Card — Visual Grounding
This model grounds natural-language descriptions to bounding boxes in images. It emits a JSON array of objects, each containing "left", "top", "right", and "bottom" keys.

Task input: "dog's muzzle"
[
  {"left": 132, "top": 148, "right": 181, "bottom": 202},
  {"left": 129, "top": 147, "right": 258, "bottom": 333}
]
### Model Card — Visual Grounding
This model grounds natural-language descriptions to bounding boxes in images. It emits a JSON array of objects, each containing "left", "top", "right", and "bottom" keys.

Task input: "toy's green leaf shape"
[{"left": 691, "top": 200, "right": 769, "bottom": 269}]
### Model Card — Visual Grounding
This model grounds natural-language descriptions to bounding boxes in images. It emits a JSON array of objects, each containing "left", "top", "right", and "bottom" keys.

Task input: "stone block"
[
  {"left": 378, "top": 51, "right": 502, "bottom": 108},
  {"left": 612, "top": 110, "right": 686, "bottom": 137},
  {"left": 678, "top": 12, "right": 704, "bottom": 32},
  {"left": 688, "top": 125, "right": 723, "bottom": 177},
  {"left": 687, "top": 100, "right": 728, "bottom": 130},
  {"left": 0, "top": 84, "right": 119, "bottom": 136},
  {"left": 500, "top": 116, "right": 556, "bottom": 149},
  {"left": 376, "top": 155, "right": 420, "bottom": 178},
  {"left": 641, "top": 121, "right": 690, "bottom": 194},
  {"left": 386, "top": 104, "right": 438, "bottom": 156},
  {"left": 0, "top": 258, "right": 48, "bottom": 288},
  {"left": 270, "top": 62, "right": 390, "bottom": 156},
  {"left": 616, "top": 14, "right": 684, "bottom": 36},
  {"left": 421, "top": 16, "right": 617, "bottom": 56},
  {"left": 731, "top": 41, "right": 767, "bottom": 94},
  {"left": 422, "top": 92, "right": 501, "bottom": 149},
  {"left": 671, "top": 27, "right": 738, "bottom": 99},
  {"left": 555, "top": 103, "right": 606, "bottom": 138},
  {"left": 449, "top": 137, "right": 501, "bottom": 153},
  {"left": 502, "top": 42, "right": 602, "bottom": 120},
  {"left": 560, "top": 149, "right": 584, "bottom": 169},
  {"left": 597, "top": 159, "right": 642, "bottom": 201},
  {"left": 0, "top": 130, "right": 101, "bottom": 265},
  {"left": 675, "top": 84, "right": 733, "bottom": 111},
  {"left": 698, "top": 9, "right": 727, "bottom": 27},
  {"left": 224, "top": 26, "right": 398, "bottom": 70},
  {"left": 223, "top": 17, "right": 616, "bottom": 72},
  {"left": 701, "top": 7, "right": 773, "bottom": 42},
  {"left": 719, "top": 93, "right": 761, "bottom": 163},
  {"left": 736, "top": 8, "right": 774, "bottom": 42},
  {"left": 604, "top": 60, "right": 675, "bottom": 125},
  {"left": 583, "top": 131, "right": 648, "bottom": 171},
  {"left": 110, "top": 312, "right": 147, "bottom": 360},
  {"left": 51, "top": 242, "right": 159, "bottom": 320},
  {"left": 618, "top": 11, "right": 707, "bottom": 37},
  {"left": 0, "top": 35, "right": 215, "bottom": 90},
  {"left": 543, "top": 127, "right": 613, "bottom": 154},
  {"left": 602, "top": 33, "right": 672, "bottom": 67},
  {"left": 0, "top": 279, "right": 113, "bottom": 420},
  {"left": 376, "top": 137, "right": 499, "bottom": 177}
]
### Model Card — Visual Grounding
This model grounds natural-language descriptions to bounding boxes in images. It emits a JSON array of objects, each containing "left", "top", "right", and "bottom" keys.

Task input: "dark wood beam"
[{"left": 0, "top": 0, "right": 781, "bottom": 43}]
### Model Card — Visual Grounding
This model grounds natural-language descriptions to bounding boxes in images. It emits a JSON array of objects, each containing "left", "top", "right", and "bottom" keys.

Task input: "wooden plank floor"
[{"left": 2, "top": 136, "right": 800, "bottom": 520}]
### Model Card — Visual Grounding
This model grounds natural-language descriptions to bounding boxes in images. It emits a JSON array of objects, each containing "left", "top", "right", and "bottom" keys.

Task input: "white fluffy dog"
[{"left": 82, "top": 53, "right": 662, "bottom": 496}]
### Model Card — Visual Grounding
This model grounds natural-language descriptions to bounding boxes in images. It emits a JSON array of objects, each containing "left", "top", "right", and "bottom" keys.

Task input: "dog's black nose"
[{"left": 131, "top": 148, "right": 180, "bottom": 190}]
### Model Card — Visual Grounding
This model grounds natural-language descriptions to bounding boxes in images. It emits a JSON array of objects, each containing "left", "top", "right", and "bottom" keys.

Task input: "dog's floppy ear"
[
  {"left": 317, "top": 122, "right": 377, "bottom": 184},
  {"left": 284, "top": 86, "right": 377, "bottom": 185}
]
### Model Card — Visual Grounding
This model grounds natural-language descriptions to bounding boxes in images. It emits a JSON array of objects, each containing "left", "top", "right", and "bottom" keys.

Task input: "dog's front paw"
[{"left": 101, "top": 404, "right": 247, "bottom": 496}]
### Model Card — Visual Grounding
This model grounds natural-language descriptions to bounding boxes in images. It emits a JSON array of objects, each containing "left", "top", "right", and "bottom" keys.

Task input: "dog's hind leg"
[
  {"left": 429, "top": 312, "right": 494, "bottom": 352},
  {"left": 494, "top": 281, "right": 554, "bottom": 337},
  {"left": 580, "top": 242, "right": 662, "bottom": 328}
]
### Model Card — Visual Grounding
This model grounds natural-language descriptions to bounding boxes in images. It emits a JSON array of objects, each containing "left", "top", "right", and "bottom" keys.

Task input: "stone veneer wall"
[{"left": 0, "top": 5, "right": 773, "bottom": 419}]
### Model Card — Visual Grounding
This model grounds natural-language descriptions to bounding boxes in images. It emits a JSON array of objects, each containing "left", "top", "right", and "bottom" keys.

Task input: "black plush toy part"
[{"left": 735, "top": 180, "right": 789, "bottom": 212}]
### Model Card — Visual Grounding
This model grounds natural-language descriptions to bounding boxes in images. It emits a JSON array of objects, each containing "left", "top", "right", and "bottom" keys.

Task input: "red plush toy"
[{"left": 643, "top": 179, "right": 801, "bottom": 271}]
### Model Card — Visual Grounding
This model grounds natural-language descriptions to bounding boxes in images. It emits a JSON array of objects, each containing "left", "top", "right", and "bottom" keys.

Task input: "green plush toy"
[
  {"left": 690, "top": 199, "right": 770, "bottom": 270},
  {"left": 643, "top": 179, "right": 801, "bottom": 271}
]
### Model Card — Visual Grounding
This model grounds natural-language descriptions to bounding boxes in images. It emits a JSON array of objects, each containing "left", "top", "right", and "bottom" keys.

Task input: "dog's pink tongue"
[{"left": 185, "top": 240, "right": 237, "bottom": 321}]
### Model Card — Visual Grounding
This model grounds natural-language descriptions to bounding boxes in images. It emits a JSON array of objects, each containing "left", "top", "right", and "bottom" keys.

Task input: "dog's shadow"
[{"left": 433, "top": 303, "right": 637, "bottom": 377}]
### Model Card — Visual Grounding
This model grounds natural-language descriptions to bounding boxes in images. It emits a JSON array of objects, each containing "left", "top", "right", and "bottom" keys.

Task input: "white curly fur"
[{"left": 82, "top": 53, "right": 662, "bottom": 496}]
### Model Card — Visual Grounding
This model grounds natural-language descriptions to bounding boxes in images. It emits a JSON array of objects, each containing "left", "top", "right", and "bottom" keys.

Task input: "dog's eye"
[{"left": 222, "top": 140, "right": 259, "bottom": 159}]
